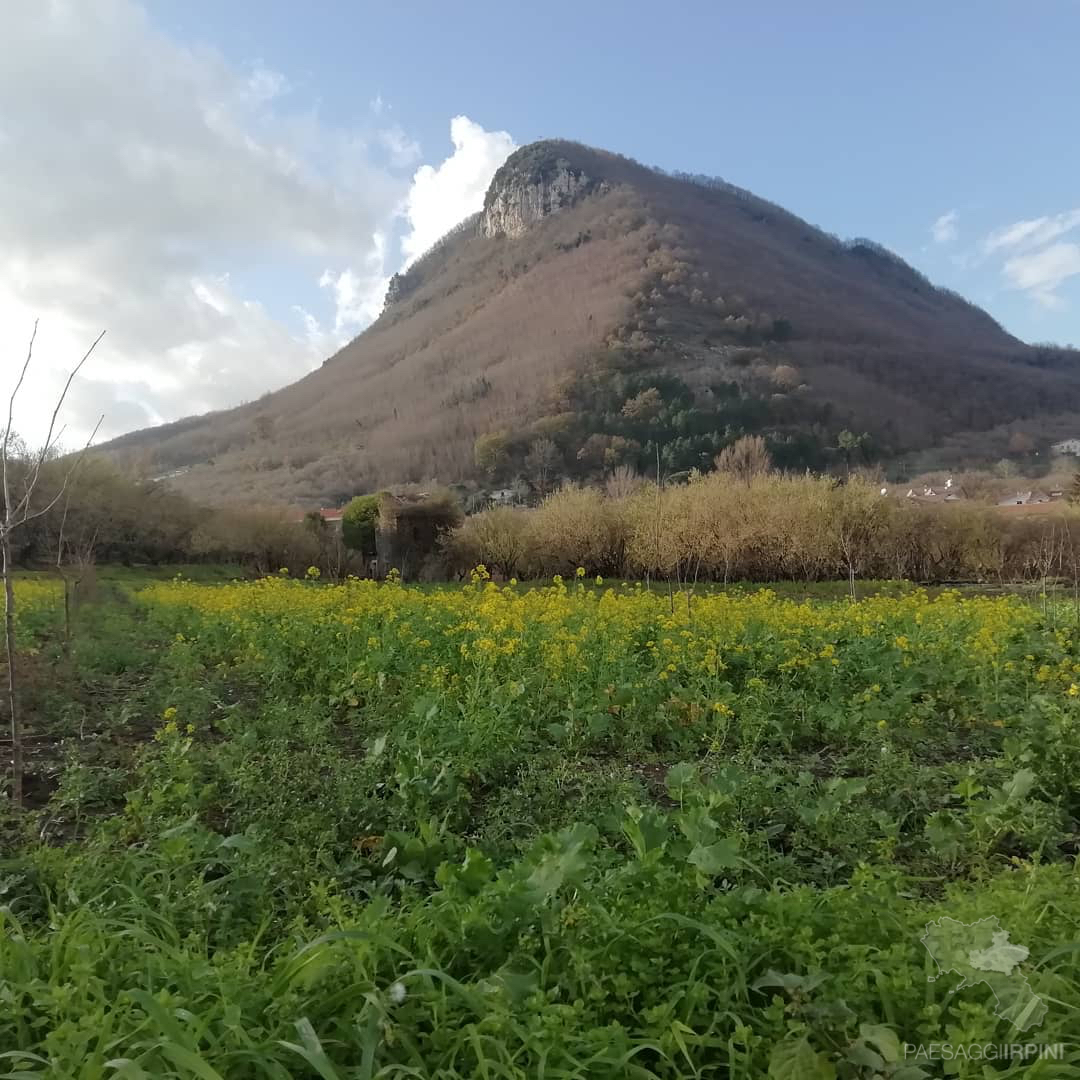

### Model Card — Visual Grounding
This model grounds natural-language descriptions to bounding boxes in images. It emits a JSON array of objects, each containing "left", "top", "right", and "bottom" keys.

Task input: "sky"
[{"left": 3, "top": 0, "right": 1080, "bottom": 447}]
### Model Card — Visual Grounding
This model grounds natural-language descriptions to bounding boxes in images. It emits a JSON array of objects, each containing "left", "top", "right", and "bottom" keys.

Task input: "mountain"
[{"left": 101, "top": 139, "right": 1080, "bottom": 505}]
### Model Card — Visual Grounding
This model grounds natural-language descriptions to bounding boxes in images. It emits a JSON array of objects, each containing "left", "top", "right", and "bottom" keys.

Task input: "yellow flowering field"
[
  {"left": 10, "top": 577, "right": 62, "bottom": 644},
  {"left": 4, "top": 572, "right": 1080, "bottom": 1075},
  {"left": 140, "top": 574, "right": 1073, "bottom": 753}
]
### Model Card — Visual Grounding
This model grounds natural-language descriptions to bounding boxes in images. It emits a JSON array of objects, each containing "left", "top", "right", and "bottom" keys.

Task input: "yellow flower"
[
  {"left": 162, "top": 706, "right": 177, "bottom": 721},
  {"left": 576, "top": 566, "right": 586, "bottom": 578},
  {"left": 154, "top": 717, "right": 180, "bottom": 741},
  {"left": 1069, "top": 684, "right": 1079, "bottom": 697}
]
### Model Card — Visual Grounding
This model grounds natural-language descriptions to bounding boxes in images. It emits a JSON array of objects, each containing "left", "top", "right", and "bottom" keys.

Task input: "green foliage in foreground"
[
  {"left": 4, "top": 828, "right": 1078, "bottom": 1077},
  {"left": 1, "top": 577, "right": 1079, "bottom": 1077}
]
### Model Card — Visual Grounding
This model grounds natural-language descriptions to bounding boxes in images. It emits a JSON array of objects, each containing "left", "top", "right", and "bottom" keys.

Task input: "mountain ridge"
[{"left": 100, "top": 138, "right": 1080, "bottom": 505}]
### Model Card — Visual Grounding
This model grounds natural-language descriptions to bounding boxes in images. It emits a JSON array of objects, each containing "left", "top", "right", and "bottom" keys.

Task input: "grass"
[{"left": 1, "top": 570, "right": 1079, "bottom": 1076}]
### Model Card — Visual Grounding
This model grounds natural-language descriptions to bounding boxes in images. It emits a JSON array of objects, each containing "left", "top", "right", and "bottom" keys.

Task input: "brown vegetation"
[
  {"left": 444, "top": 472, "right": 1080, "bottom": 586},
  {"left": 97, "top": 139, "right": 1080, "bottom": 506},
  {"left": 714, "top": 435, "right": 772, "bottom": 487},
  {"left": 4, "top": 449, "right": 360, "bottom": 580}
]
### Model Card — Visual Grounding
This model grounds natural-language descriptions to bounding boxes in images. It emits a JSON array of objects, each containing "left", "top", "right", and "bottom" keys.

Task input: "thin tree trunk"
[
  {"left": 654, "top": 443, "right": 663, "bottom": 594},
  {"left": 2, "top": 532, "right": 21, "bottom": 807},
  {"left": 62, "top": 576, "right": 73, "bottom": 662},
  {"left": 1, "top": 321, "right": 104, "bottom": 808}
]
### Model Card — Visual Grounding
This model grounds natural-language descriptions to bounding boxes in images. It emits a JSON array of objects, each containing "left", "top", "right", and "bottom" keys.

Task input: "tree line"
[
  {"left": 444, "top": 467, "right": 1080, "bottom": 588},
  {"left": 7, "top": 432, "right": 1080, "bottom": 591},
  {"left": 2, "top": 449, "right": 361, "bottom": 580}
]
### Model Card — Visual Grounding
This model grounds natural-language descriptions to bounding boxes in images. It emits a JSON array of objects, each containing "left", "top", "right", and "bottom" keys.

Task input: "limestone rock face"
[{"left": 480, "top": 148, "right": 605, "bottom": 238}]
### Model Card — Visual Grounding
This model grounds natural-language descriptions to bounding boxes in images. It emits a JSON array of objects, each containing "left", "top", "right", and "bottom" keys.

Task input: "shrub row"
[{"left": 445, "top": 473, "right": 1080, "bottom": 583}]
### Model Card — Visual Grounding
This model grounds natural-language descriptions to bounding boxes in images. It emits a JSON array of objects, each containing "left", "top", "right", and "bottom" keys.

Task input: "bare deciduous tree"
[
  {"left": 714, "top": 435, "right": 772, "bottom": 488},
  {"left": 54, "top": 484, "right": 101, "bottom": 659},
  {"left": 524, "top": 437, "right": 560, "bottom": 498},
  {"left": 604, "top": 464, "right": 644, "bottom": 499},
  {"left": 3, "top": 321, "right": 103, "bottom": 807}
]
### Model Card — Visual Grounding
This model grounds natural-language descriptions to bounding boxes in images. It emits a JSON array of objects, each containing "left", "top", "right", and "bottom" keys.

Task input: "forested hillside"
[{"left": 99, "top": 140, "right": 1080, "bottom": 504}]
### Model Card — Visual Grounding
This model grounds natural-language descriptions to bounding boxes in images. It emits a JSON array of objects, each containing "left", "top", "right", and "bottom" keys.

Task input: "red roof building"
[{"left": 291, "top": 507, "right": 345, "bottom": 525}]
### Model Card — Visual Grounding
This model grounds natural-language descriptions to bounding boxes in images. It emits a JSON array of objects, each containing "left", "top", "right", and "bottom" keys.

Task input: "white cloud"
[
  {"left": 1003, "top": 242, "right": 1080, "bottom": 309},
  {"left": 0, "top": 4, "right": 517, "bottom": 450},
  {"left": 931, "top": 210, "right": 958, "bottom": 245},
  {"left": 400, "top": 116, "right": 516, "bottom": 265},
  {"left": 318, "top": 231, "right": 391, "bottom": 334},
  {"left": 314, "top": 115, "right": 516, "bottom": 335},
  {"left": 0, "top": 1, "right": 411, "bottom": 445},
  {"left": 244, "top": 64, "right": 290, "bottom": 106},
  {"left": 379, "top": 126, "right": 421, "bottom": 168},
  {"left": 980, "top": 208, "right": 1080, "bottom": 310},
  {"left": 985, "top": 209, "right": 1080, "bottom": 254}
]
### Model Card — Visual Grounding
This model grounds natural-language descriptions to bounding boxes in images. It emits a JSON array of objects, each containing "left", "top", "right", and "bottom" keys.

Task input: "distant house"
[
  {"left": 997, "top": 491, "right": 1054, "bottom": 507},
  {"left": 1052, "top": 438, "right": 1080, "bottom": 456},
  {"left": 292, "top": 507, "right": 345, "bottom": 527},
  {"left": 376, "top": 491, "right": 462, "bottom": 580},
  {"left": 904, "top": 482, "right": 963, "bottom": 503}
]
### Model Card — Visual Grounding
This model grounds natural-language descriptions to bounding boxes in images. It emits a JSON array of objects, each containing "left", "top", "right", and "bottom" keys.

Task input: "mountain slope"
[{"left": 101, "top": 140, "right": 1080, "bottom": 504}]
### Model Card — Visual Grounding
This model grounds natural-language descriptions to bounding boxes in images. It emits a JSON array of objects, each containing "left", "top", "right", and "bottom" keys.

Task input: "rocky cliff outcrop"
[{"left": 480, "top": 143, "right": 606, "bottom": 238}]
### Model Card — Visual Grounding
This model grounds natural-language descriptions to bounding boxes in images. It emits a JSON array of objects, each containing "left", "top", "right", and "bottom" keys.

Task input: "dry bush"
[
  {"left": 771, "top": 363, "right": 801, "bottom": 390},
  {"left": 443, "top": 507, "right": 531, "bottom": 579},
  {"left": 442, "top": 464, "right": 1080, "bottom": 585},
  {"left": 625, "top": 473, "right": 1054, "bottom": 584},
  {"left": 525, "top": 485, "right": 629, "bottom": 576},
  {"left": 19, "top": 455, "right": 199, "bottom": 565},
  {"left": 821, "top": 479, "right": 891, "bottom": 593},
  {"left": 760, "top": 473, "right": 837, "bottom": 580},
  {"left": 604, "top": 464, "right": 645, "bottom": 499},
  {"left": 1000, "top": 511, "right": 1080, "bottom": 583},
  {"left": 191, "top": 508, "right": 323, "bottom": 576},
  {"left": 714, "top": 436, "right": 772, "bottom": 487}
]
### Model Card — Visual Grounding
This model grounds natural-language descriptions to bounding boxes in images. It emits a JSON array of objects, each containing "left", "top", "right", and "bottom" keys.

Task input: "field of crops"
[
  {"left": 2, "top": 573, "right": 1080, "bottom": 1076},
  {"left": 7, "top": 577, "right": 62, "bottom": 646}
]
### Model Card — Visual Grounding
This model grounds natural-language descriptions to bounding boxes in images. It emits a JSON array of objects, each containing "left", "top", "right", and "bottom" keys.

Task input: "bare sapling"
[
  {"left": 55, "top": 484, "right": 100, "bottom": 659},
  {"left": 2, "top": 320, "right": 104, "bottom": 807}
]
